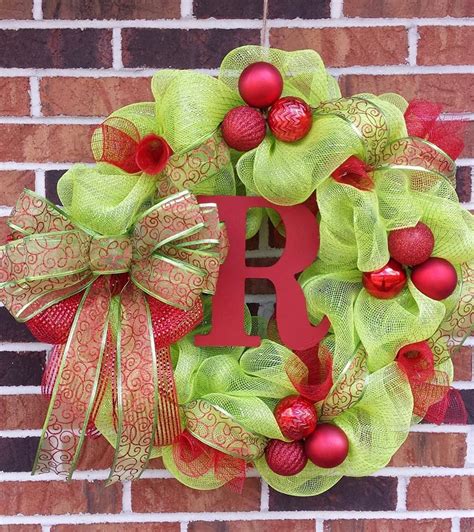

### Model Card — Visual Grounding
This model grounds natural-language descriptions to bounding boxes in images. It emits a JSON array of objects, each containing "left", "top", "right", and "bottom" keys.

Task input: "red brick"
[
  {"left": 340, "top": 74, "right": 474, "bottom": 113},
  {"left": 52, "top": 525, "right": 179, "bottom": 532},
  {"left": 461, "top": 122, "right": 474, "bottom": 157},
  {"left": 0, "top": 395, "right": 46, "bottom": 430},
  {"left": 0, "top": 527, "right": 41, "bottom": 532},
  {"left": 270, "top": 27, "right": 408, "bottom": 67},
  {"left": 0, "top": 0, "right": 32, "bottom": 19},
  {"left": 456, "top": 167, "right": 472, "bottom": 204},
  {"left": 0, "top": 78, "right": 30, "bottom": 116},
  {"left": 407, "top": 476, "right": 474, "bottom": 510},
  {"left": 461, "top": 518, "right": 474, "bottom": 532},
  {"left": 0, "top": 124, "right": 95, "bottom": 162},
  {"left": 76, "top": 435, "right": 115, "bottom": 470},
  {"left": 194, "top": 0, "right": 330, "bottom": 19},
  {"left": 453, "top": 346, "right": 473, "bottom": 381},
  {"left": 41, "top": 77, "right": 152, "bottom": 117},
  {"left": 418, "top": 27, "right": 474, "bottom": 66},
  {"left": 0, "top": 216, "right": 9, "bottom": 244},
  {"left": 324, "top": 519, "right": 451, "bottom": 532},
  {"left": 389, "top": 432, "right": 466, "bottom": 467},
  {"left": 0, "top": 481, "right": 122, "bottom": 515},
  {"left": 0, "top": 29, "right": 112, "bottom": 68},
  {"left": 122, "top": 29, "right": 260, "bottom": 69},
  {"left": 344, "top": 0, "right": 474, "bottom": 17},
  {"left": 131, "top": 478, "right": 261, "bottom": 512},
  {"left": 189, "top": 521, "right": 315, "bottom": 532},
  {"left": 43, "top": 0, "right": 180, "bottom": 19},
  {"left": 0, "top": 171, "right": 35, "bottom": 205}
]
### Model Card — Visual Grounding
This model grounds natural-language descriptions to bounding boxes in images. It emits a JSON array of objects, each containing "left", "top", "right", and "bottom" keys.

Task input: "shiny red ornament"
[
  {"left": 362, "top": 259, "right": 407, "bottom": 299},
  {"left": 135, "top": 134, "right": 172, "bottom": 175},
  {"left": 268, "top": 97, "right": 313, "bottom": 143},
  {"left": 305, "top": 423, "right": 349, "bottom": 468},
  {"left": 221, "top": 106, "right": 266, "bottom": 151},
  {"left": 274, "top": 395, "right": 317, "bottom": 440},
  {"left": 265, "top": 439, "right": 308, "bottom": 476},
  {"left": 238, "top": 62, "right": 283, "bottom": 108},
  {"left": 411, "top": 257, "right": 458, "bottom": 300},
  {"left": 388, "top": 222, "right": 435, "bottom": 266}
]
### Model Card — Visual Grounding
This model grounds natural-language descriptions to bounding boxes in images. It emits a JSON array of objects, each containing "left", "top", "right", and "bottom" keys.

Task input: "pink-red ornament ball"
[
  {"left": 265, "top": 439, "right": 308, "bottom": 476},
  {"left": 274, "top": 395, "right": 317, "bottom": 441},
  {"left": 388, "top": 222, "right": 435, "bottom": 266},
  {"left": 268, "top": 96, "right": 313, "bottom": 143},
  {"left": 238, "top": 62, "right": 283, "bottom": 109},
  {"left": 305, "top": 424, "right": 349, "bottom": 468},
  {"left": 362, "top": 258, "right": 407, "bottom": 299},
  {"left": 411, "top": 257, "right": 458, "bottom": 300},
  {"left": 221, "top": 106, "right": 266, "bottom": 152}
]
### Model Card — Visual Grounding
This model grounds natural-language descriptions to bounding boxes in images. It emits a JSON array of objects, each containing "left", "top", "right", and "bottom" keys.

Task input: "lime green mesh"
[
  {"left": 219, "top": 45, "right": 341, "bottom": 107},
  {"left": 58, "top": 163, "right": 155, "bottom": 235},
  {"left": 152, "top": 70, "right": 242, "bottom": 154},
  {"left": 255, "top": 361, "right": 413, "bottom": 496}
]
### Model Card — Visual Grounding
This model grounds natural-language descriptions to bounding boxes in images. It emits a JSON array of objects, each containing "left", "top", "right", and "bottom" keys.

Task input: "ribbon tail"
[
  {"left": 107, "top": 285, "right": 160, "bottom": 483},
  {"left": 32, "top": 278, "right": 111, "bottom": 478}
]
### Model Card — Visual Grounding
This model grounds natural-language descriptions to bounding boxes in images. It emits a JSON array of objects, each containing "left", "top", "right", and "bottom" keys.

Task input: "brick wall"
[{"left": 0, "top": 1, "right": 473, "bottom": 531}]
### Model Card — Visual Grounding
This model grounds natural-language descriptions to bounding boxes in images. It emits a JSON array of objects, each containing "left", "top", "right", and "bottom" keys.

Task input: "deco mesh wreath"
[{"left": 1, "top": 46, "right": 473, "bottom": 496}]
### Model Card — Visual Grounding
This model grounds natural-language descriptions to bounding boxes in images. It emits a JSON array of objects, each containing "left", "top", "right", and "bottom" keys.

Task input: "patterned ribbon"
[{"left": 0, "top": 189, "right": 227, "bottom": 482}]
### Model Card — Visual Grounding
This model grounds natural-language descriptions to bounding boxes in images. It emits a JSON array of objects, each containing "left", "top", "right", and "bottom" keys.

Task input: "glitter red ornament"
[
  {"left": 305, "top": 423, "right": 349, "bottom": 468},
  {"left": 268, "top": 96, "right": 313, "bottom": 143},
  {"left": 265, "top": 439, "right": 308, "bottom": 476},
  {"left": 388, "top": 222, "right": 435, "bottom": 266},
  {"left": 362, "top": 259, "right": 407, "bottom": 299},
  {"left": 135, "top": 134, "right": 172, "bottom": 175},
  {"left": 411, "top": 257, "right": 458, "bottom": 300},
  {"left": 238, "top": 62, "right": 283, "bottom": 109},
  {"left": 221, "top": 106, "right": 266, "bottom": 151},
  {"left": 274, "top": 395, "right": 317, "bottom": 441}
]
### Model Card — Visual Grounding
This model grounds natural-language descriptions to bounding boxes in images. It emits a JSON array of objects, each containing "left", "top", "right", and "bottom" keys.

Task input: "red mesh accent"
[
  {"left": 404, "top": 100, "right": 466, "bottom": 160},
  {"left": 135, "top": 134, "right": 173, "bottom": 175},
  {"left": 27, "top": 292, "right": 83, "bottom": 344},
  {"left": 287, "top": 344, "right": 333, "bottom": 403},
  {"left": 147, "top": 295, "right": 203, "bottom": 348},
  {"left": 41, "top": 344, "right": 64, "bottom": 398},
  {"left": 173, "top": 431, "right": 247, "bottom": 492},
  {"left": 93, "top": 117, "right": 141, "bottom": 173},
  {"left": 397, "top": 341, "right": 467, "bottom": 424},
  {"left": 331, "top": 156, "right": 374, "bottom": 191}
]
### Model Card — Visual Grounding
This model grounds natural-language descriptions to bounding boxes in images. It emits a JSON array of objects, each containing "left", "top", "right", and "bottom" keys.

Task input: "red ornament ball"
[
  {"left": 305, "top": 423, "right": 349, "bottom": 469},
  {"left": 135, "top": 134, "right": 172, "bottom": 175},
  {"left": 411, "top": 257, "right": 458, "bottom": 300},
  {"left": 274, "top": 395, "right": 317, "bottom": 441},
  {"left": 268, "top": 97, "right": 313, "bottom": 143},
  {"left": 265, "top": 439, "right": 308, "bottom": 476},
  {"left": 388, "top": 222, "right": 435, "bottom": 266},
  {"left": 221, "top": 106, "right": 266, "bottom": 151},
  {"left": 362, "top": 259, "right": 407, "bottom": 299},
  {"left": 238, "top": 62, "right": 283, "bottom": 108}
]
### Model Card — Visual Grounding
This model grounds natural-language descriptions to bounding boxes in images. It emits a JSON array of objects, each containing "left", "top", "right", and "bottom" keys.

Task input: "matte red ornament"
[
  {"left": 221, "top": 106, "right": 266, "bottom": 152},
  {"left": 238, "top": 62, "right": 283, "bottom": 108},
  {"left": 274, "top": 395, "right": 317, "bottom": 441},
  {"left": 305, "top": 423, "right": 349, "bottom": 468},
  {"left": 362, "top": 259, "right": 407, "bottom": 299},
  {"left": 265, "top": 439, "right": 308, "bottom": 476},
  {"left": 388, "top": 222, "right": 435, "bottom": 266},
  {"left": 411, "top": 257, "right": 458, "bottom": 300},
  {"left": 135, "top": 134, "right": 172, "bottom": 175},
  {"left": 268, "top": 97, "right": 313, "bottom": 142}
]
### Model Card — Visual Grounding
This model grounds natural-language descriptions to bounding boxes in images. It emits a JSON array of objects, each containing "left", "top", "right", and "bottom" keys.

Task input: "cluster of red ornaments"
[
  {"left": 221, "top": 62, "right": 313, "bottom": 151},
  {"left": 362, "top": 222, "right": 457, "bottom": 301},
  {"left": 265, "top": 395, "right": 349, "bottom": 476}
]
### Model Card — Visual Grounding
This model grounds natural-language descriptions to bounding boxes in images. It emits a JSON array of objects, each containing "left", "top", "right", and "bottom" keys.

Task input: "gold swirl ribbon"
[{"left": 0, "top": 189, "right": 227, "bottom": 482}]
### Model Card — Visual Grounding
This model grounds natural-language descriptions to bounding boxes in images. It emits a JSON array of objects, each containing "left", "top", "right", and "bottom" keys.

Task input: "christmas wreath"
[{"left": 1, "top": 45, "right": 473, "bottom": 496}]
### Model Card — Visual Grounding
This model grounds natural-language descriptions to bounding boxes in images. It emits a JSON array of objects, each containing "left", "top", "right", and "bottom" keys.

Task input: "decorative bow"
[{"left": 0, "top": 189, "right": 228, "bottom": 483}]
